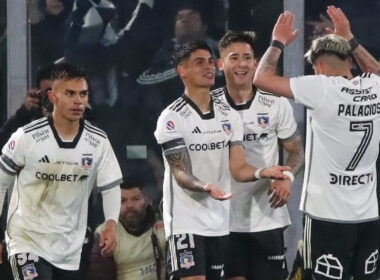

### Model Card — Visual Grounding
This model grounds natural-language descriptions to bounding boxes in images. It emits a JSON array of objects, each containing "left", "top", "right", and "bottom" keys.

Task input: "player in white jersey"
[
  {"left": 154, "top": 40, "right": 291, "bottom": 280},
  {"left": 253, "top": 6, "right": 380, "bottom": 280},
  {"left": 213, "top": 30, "right": 304, "bottom": 280},
  {"left": 0, "top": 63, "right": 123, "bottom": 280}
]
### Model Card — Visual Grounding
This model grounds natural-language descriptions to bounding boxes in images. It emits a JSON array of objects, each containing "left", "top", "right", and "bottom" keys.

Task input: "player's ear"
[
  {"left": 177, "top": 66, "right": 186, "bottom": 79},
  {"left": 217, "top": 58, "right": 224, "bottom": 71},
  {"left": 347, "top": 57, "right": 353, "bottom": 70},
  {"left": 47, "top": 89, "right": 57, "bottom": 105}
]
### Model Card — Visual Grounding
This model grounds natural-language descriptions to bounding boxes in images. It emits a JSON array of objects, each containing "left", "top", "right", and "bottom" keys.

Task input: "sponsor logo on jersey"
[
  {"left": 180, "top": 252, "right": 195, "bottom": 269},
  {"left": 257, "top": 115, "right": 269, "bottom": 128},
  {"left": 189, "top": 140, "right": 228, "bottom": 151},
  {"left": 243, "top": 132, "right": 269, "bottom": 142},
  {"left": 79, "top": 175, "right": 89, "bottom": 182},
  {"left": 222, "top": 122, "right": 232, "bottom": 135},
  {"left": 84, "top": 131, "right": 100, "bottom": 148},
  {"left": 166, "top": 121, "right": 175, "bottom": 130},
  {"left": 81, "top": 157, "right": 93, "bottom": 170},
  {"left": 36, "top": 172, "right": 84, "bottom": 182},
  {"left": 192, "top": 127, "right": 202, "bottom": 134},
  {"left": 329, "top": 172, "right": 374, "bottom": 186},
  {"left": 32, "top": 129, "right": 50, "bottom": 143},
  {"left": 258, "top": 95, "right": 275, "bottom": 107},
  {"left": 38, "top": 155, "right": 50, "bottom": 163},
  {"left": 21, "top": 263, "right": 38, "bottom": 280},
  {"left": 8, "top": 140, "right": 15, "bottom": 150}
]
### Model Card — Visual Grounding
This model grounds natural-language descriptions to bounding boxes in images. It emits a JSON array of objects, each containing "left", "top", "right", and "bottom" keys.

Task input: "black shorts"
[
  {"left": 303, "top": 215, "right": 380, "bottom": 280},
  {"left": 225, "top": 228, "right": 288, "bottom": 280},
  {"left": 167, "top": 233, "right": 227, "bottom": 279},
  {"left": 9, "top": 253, "right": 80, "bottom": 280}
]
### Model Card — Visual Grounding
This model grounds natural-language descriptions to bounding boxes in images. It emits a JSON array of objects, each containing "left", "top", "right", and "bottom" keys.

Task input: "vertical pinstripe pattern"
[
  {"left": 169, "top": 236, "right": 178, "bottom": 271},
  {"left": 10, "top": 255, "right": 21, "bottom": 280},
  {"left": 303, "top": 215, "right": 312, "bottom": 269}
]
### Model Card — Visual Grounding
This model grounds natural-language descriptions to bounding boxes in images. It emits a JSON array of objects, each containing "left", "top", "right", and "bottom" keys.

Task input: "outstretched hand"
[
  {"left": 326, "top": 5, "right": 353, "bottom": 41},
  {"left": 272, "top": 11, "right": 300, "bottom": 46},
  {"left": 204, "top": 184, "right": 232, "bottom": 201}
]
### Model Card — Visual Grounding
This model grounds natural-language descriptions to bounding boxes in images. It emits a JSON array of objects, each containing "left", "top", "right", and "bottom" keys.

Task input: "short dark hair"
[
  {"left": 305, "top": 34, "right": 351, "bottom": 64},
  {"left": 120, "top": 176, "right": 144, "bottom": 192},
  {"left": 218, "top": 30, "right": 256, "bottom": 54},
  {"left": 172, "top": 40, "right": 212, "bottom": 67},
  {"left": 50, "top": 63, "right": 88, "bottom": 82}
]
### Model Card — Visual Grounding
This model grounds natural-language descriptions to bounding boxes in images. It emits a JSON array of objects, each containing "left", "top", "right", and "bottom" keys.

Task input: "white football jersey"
[
  {"left": 212, "top": 87, "right": 297, "bottom": 232},
  {"left": 0, "top": 117, "right": 122, "bottom": 270},
  {"left": 154, "top": 94, "right": 243, "bottom": 238},
  {"left": 290, "top": 73, "right": 380, "bottom": 222}
]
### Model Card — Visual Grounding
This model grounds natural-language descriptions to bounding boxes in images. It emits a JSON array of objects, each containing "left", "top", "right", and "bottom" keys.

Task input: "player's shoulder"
[
  {"left": 83, "top": 120, "right": 108, "bottom": 140},
  {"left": 159, "top": 96, "right": 188, "bottom": 120},
  {"left": 22, "top": 116, "right": 49, "bottom": 134}
]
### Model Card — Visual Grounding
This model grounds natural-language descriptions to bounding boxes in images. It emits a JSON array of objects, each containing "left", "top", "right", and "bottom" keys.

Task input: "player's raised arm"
[
  {"left": 165, "top": 148, "right": 232, "bottom": 201},
  {"left": 253, "top": 11, "right": 299, "bottom": 98},
  {"left": 325, "top": 5, "right": 380, "bottom": 75}
]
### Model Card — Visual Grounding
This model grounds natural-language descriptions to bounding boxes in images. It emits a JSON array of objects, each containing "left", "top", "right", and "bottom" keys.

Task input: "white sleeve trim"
[
  {"left": 101, "top": 186, "right": 121, "bottom": 224},
  {"left": 0, "top": 167, "right": 15, "bottom": 217}
]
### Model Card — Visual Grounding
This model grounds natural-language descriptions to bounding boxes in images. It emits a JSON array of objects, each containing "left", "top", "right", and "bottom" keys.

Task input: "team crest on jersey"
[
  {"left": 81, "top": 157, "right": 93, "bottom": 170},
  {"left": 21, "top": 263, "right": 38, "bottom": 280},
  {"left": 166, "top": 121, "right": 175, "bottom": 130},
  {"left": 8, "top": 140, "right": 15, "bottom": 151},
  {"left": 257, "top": 115, "right": 269, "bottom": 128},
  {"left": 180, "top": 252, "right": 195, "bottom": 269},
  {"left": 222, "top": 122, "right": 232, "bottom": 135}
]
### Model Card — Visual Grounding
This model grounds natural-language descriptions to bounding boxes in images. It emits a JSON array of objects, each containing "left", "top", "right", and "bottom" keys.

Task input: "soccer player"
[
  {"left": 214, "top": 30, "right": 304, "bottom": 280},
  {"left": 253, "top": 6, "right": 380, "bottom": 280},
  {"left": 0, "top": 63, "right": 123, "bottom": 280},
  {"left": 154, "top": 40, "right": 291, "bottom": 280}
]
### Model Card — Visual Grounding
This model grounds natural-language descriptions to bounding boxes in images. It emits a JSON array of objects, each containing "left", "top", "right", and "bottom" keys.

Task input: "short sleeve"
[
  {"left": 276, "top": 98, "right": 298, "bottom": 140},
  {"left": 154, "top": 110, "right": 186, "bottom": 155},
  {"left": 290, "top": 75, "right": 327, "bottom": 109},
  {"left": 229, "top": 109, "right": 244, "bottom": 146},
  {"left": 0, "top": 127, "right": 26, "bottom": 175},
  {"left": 96, "top": 138, "right": 123, "bottom": 191}
]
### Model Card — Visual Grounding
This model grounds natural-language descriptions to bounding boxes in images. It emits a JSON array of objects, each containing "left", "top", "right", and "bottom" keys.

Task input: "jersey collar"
[
  {"left": 182, "top": 94, "right": 215, "bottom": 120},
  {"left": 48, "top": 115, "right": 85, "bottom": 149},
  {"left": 224, "top": 86, "right": 255, "bottom": 111}
]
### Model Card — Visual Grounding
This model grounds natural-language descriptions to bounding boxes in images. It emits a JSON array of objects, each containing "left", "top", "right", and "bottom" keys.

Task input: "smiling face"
[
  {"left": 178, "top": 48, "right": 215, "bottom": 89},
  {"left": 48, "top": 78, "right": 89, "bottom": 122},
  {"left": 219, "top": 42, "right": 257, "bottom": 89}
]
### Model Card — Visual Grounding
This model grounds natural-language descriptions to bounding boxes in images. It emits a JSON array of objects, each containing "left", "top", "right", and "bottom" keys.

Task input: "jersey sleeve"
[
  {"left": 154, "top": 109, "right": 186, "bottom": 155},
  {"left": 276, "top": 97, "right": 298, "bottom": 140},
  {"left": 290, "top": 75, "right": 328, "bottom": 110},
  {"left": 229, "top": 109, "right": 244, "bottom": 146},
  {"left": 96, "top": 138, "right": 123, "bottom": 191},
  {"left": 0, "top": 127, "right": 26, "bottom": 175}
]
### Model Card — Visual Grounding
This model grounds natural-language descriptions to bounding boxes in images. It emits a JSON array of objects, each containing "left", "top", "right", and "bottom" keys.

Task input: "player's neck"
[
  {"left": 52, "top": 112, "right": 81, "bottom": 140},
  {"left": 226, "top": 83, "right": 254, "bottom": 104},
  {"left": 185, "top": 87, "right": 211, "bottom": 113}
]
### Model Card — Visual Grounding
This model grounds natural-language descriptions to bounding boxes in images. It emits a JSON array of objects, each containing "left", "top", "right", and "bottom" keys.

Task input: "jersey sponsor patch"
[
  {"left": 222, "top": 122, "right": 232, "bottom": 135},
  {"left": 21, "top": 263, "right": 38, "bottom": 280},
  {"left": 166, "top": 121, "right": 175, "bottom": 130},
  {"left": 257, "top": 114, "right": 269, "bottom": 128},
  {"left": 8, "top": 140, "right": 16, "bottom": 151},
  {"left": 81, "top": 156, "right": 93, "bottom": 170},
  {"left": 180, "top": 252, "right": 195, "bottom": 269}
]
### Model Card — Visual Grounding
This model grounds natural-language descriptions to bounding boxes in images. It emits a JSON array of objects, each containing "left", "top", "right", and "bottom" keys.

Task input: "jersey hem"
[
  {"left": 304, "top": 212, "right": 379, "bottom": 223},
  {"left": 229, "top": 221, "right": 291, "bottom": 233}
]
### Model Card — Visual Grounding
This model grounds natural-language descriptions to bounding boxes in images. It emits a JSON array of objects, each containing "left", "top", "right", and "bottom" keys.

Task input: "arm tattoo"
[
  {"left": 282, "top": 133, "right": 305, "bottom": 176},
  {"left": 165, "top": 150, "right": 206, "bottom": 192},
  {"left": 260, "top": 47, "right": 283, "bottom": 74},
  {"left": 353, "top": 46, "right": 380, "bottom": 74}
]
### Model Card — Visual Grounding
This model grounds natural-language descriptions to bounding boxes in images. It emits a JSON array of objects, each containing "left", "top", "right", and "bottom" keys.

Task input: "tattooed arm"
[
  {"left": 326, "top": 6, "right": 380, "bottom": 74},
  {"left": 253, "top": 11, "right": 298, "bottom": 98},
  {"left": 164, "top": 149, "right": 232, "bottom": 200}
]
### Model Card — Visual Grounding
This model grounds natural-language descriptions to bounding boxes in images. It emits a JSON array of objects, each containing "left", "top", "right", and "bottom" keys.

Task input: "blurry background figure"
[
  {"left": 88, "top": 177, "right": 166, "bottom": 280},
  {"left": 28, "top": 0, "right": 74, "bottom": 86}
]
